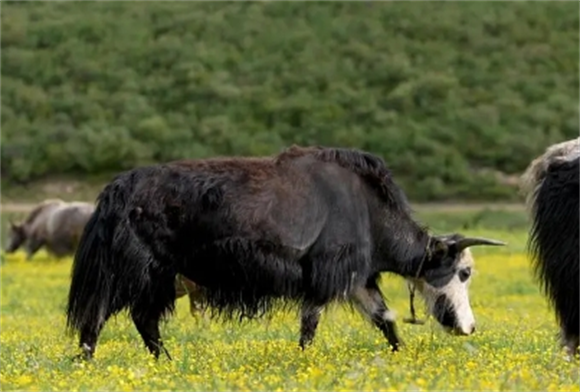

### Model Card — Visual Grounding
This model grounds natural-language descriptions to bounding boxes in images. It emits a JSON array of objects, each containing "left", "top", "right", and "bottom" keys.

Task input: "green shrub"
[{"left": 1, "top": 1, "right": 578, "bottom": 200}]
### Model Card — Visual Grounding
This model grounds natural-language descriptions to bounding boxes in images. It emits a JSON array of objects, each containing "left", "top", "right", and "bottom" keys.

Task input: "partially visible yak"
[
  {"left": 65, "top": 145, "right": 505, "bottom": 360},
  {"left": 521, "top": 137, "right": 579, "bottom": 358}
]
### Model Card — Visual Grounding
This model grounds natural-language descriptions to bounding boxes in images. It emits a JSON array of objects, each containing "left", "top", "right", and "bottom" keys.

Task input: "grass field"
[{"left": 1, "top": 208, "right": 579, "bottom": 391}]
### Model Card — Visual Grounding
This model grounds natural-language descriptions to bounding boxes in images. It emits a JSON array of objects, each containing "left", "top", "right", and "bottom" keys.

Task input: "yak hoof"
[
  {"left": 71, "top": 351, "right": 93, "bottom": 363},
  {"left": 155, "top": 345, "right": 173, "bottom": 361},
  {"left": 298, "top": 339, "right": 312, "bottom": 352},
  {"left": 564, "top": 345, "right": 579, "bottom": 361}
]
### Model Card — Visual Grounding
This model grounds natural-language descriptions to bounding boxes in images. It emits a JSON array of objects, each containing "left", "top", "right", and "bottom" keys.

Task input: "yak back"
[
  {"left": 45, "top": 203, "right": 95, "bottom": 255},
  {"left": 23, "top": 199, "right": 64, "bottom": 239},
  {"left": 127, "top": 148, "right": 393, "bottom": 257}
]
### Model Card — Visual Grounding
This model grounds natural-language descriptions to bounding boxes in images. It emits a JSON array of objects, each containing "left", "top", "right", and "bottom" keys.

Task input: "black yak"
[
  {"left": 65, "top": 145, "right": 505, "bottom": 360},
  {"left": 521, "top": 137, "right": 579, "bottom": 358}
]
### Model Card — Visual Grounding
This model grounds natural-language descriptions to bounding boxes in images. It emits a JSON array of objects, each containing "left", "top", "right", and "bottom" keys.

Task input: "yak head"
[
  {"left": 5, "top": 220, "right": 27, "bottom": 253},
  {"left": 407, "top": 234, "right": 506, "bottom": 336}
]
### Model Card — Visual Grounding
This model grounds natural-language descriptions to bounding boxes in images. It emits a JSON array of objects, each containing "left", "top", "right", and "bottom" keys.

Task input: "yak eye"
[{"left": 458, "top": 267, "right": 471, "bottom": 282}]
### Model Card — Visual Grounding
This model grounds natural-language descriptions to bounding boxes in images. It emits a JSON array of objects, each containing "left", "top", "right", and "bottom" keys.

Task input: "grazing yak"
[
  {"left": 5, "top": 199, "right": 95, "bottom": 260},
  {"left": 521, "top": 137, "right": 579, "bottom": 358},
  {"left": 65, "top": 145, "right": 505, "bottom": 361}
]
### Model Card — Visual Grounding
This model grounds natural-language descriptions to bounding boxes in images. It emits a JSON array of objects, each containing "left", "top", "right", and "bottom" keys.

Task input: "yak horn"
[{"left": 456, "top": 237, "right": 507, "bottom": 252}]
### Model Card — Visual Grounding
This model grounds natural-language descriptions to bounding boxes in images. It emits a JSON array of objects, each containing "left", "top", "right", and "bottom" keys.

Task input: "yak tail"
[
  {"left": 525, "top": 152, "right": 579, "bottom": 338},
  {"left": 65, "top": 180, "right": 165, "bottom": 339}
]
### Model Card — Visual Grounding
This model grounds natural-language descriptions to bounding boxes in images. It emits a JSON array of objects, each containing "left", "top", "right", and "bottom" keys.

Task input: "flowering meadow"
[{"left": 1, "top": 228, "right": 578, "bottom": 391}]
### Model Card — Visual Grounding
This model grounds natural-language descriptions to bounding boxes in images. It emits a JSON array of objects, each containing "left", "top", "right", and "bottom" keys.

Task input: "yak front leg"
[
  {"left": 351, "top": 279, "right": 401, "bottom": 352},
  {"left": 24, "top": 237, "right": 45, "bottom": 261}
]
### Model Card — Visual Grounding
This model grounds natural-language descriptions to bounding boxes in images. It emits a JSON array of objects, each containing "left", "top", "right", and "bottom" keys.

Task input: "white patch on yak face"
[{"left": 410, "top": 248, "right": 476, "bottom": 336}]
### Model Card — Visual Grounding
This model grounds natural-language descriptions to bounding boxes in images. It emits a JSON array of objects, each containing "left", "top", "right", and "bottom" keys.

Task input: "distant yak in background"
[
  {"left": 65, "top": 145, "right": 505, "bottom": 360},
  {"left": 5, "top": 199, "right": 95, "bottom": 261}
]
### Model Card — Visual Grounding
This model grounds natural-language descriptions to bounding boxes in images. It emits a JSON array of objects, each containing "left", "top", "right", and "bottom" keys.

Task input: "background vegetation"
[{"left": 1, "top": 1, "right": 578, "bottom": 201}]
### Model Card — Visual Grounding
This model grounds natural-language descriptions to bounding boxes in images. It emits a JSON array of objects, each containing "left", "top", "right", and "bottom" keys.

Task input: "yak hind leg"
[
  {"left": 350, "top": 278, "right": 401, "bottom": 352},
  {"left": 131, "top": 311, "right": 171, "bottom": 360},
  {"left": 76, "top": 312, "right": 112, "bottom": 361},
  {"left": 131, "top": 274, "right": 176, "bottom": 360},
  {"left": 74, "top": 302, "right": 125, "bottom": 361},
  {"left": 299, "top": 300, "right": 326, "bottom": 350}
]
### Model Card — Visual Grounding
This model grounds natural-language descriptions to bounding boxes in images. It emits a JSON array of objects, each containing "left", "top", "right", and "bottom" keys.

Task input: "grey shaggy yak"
[{"left": 5, "top": 199, "right": 96, "bottom": 260}]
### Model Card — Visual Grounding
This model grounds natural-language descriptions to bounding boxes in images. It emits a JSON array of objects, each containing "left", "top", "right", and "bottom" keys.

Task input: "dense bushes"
[{"left": 1, "top": 1, "right": 578, "bottom": 201}]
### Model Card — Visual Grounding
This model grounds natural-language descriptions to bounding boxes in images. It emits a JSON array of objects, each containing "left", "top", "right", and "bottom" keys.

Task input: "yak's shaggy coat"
[{"left": 66, "top": 145, "right": 504, "bottom": 360}]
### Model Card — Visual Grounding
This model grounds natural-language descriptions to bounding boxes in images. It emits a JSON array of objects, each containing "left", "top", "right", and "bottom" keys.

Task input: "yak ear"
[{"left": 428, "top": 237, "right": 449, "bottom": 261}]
